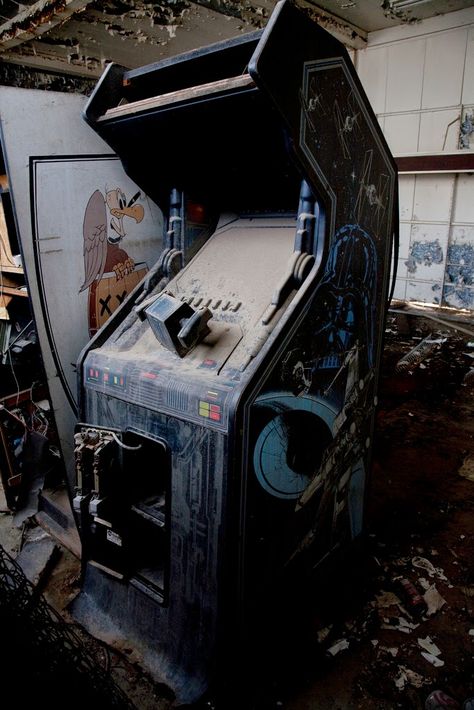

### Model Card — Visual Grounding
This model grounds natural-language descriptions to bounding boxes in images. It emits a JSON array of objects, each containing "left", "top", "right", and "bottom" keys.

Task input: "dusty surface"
[{"left": 1, "top": 309, "right": 473, "bottom": 709}]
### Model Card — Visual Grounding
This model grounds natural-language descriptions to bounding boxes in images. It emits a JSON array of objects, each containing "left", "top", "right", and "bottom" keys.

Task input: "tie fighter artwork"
[
  {"left": 300, "top": 76, "right": 329, "bottom": 136},
  {"left": 354, "top": 149, "right": 390, "bottom": 234},
  {"left": 333, "top": 92, "right": 360, "bottom": 159}
]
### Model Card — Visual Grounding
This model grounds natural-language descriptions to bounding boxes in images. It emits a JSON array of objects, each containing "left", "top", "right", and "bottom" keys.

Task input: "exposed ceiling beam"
[
  {"left": 0, "top": 49, "right": 101, "bottom": 77},
  {"left": 0, "top": 0, "right": 91, "bottom": 52}
]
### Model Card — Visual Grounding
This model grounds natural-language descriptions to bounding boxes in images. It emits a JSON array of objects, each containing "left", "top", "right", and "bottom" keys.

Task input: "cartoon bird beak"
[
  {"left": 108, "top": 191, "right": 145, "bottom": 242},
  {"left": 123, "top": 204, "right": 145, "bottom": 223},
  {"left": 110, "top": 204, "right": 144, "bottom": 224}
]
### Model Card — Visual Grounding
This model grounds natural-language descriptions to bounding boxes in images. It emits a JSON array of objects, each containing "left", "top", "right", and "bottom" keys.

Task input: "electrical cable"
[{"left": 111, "top": 431, "right": 142, "bottom": 450}]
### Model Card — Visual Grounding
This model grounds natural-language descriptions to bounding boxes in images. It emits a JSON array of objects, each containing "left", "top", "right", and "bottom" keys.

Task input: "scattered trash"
[
  {"left": 381, "top": 616, "right": 419, "bottom": 633},
  {"left": 419, "top": 577, "right": 431, "bottom": 590},
  {"left": 458, "top": 457, "right": 474, "bottom": 482},
  {"left": 395, "top": 665, "right": 426, "bottom": 690},
  {"left": 375, "top": 590, "right": 402, "bottom": 608},
  {"left": 406, "top": 667, "right": 427, "bottom": 688},
  {"left": 395, "top": 668, "right": 407, "bottom": 691},
  {"left": 468, "top": 629, "right": 474, "bottom": 637},
  {"left": 396, "top": 577, "right": 427, "bottom": 616},
  {"left": 423, "top": 584, "right": 447, "bottom": 616},
  {"left": 394, "top": 667, "right": 408, "bottom": 690},
  {"left": 327, "top": 638, "right": 349, "bottom": 656},
  {"left": 463, "top": 368, "right": 474, "bottom": 386},
  {"left": 425, "top": 689, "right": 460, "bottom": 709},
  {"left": 418, "top": 636, "right": 442, "bottom": 656},
  {"left": 316, "top": 625, "right": 332, "bottom": 643},
  {"left": 379, "top": 645, "right": 398, "bottom": 657},
  {"left": 421, "top": 651, "right": 444, "bottom": 667},
  {"left": 395, "top": 335, "right": 446, "bottom": 373},
  {"left": 412, "top": 556, "right": 448, "bottom": 581},
  {"left": 371, "top": 639, "right": 379, "bottom": 647}
]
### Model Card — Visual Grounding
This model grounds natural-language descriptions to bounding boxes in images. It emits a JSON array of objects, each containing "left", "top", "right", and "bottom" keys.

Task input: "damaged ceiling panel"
[
  {"left": 0, "top": 0, "right": 368, "bottom": 79},
  {"left": 312, "top": 0, "right": 474, "bottom": 32},
  {"left": 0, "top": 0, "right": 473, "bottom": 81},
  {"left": 0, "top": 2, "right": 249, "bottom": 77},
  {"left": 0, "top": 0, "right": 273, "bottom": 78},
  {"left": 0, "top": 0, "right": 90, "bottom": 50}
]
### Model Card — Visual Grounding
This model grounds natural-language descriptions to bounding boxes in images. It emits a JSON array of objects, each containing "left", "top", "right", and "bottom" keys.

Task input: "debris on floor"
[
  {"left": 327, "top": 638, "right": 350, "bottom": 657},
  {"left": 423, "top": 584, "right": 448, "bottom": 616},
  {"left": 458, "top": 456, "right": 474, "bottom": 482},
  {"left": 271, "top": 311, "right": 474, "bottom": 710},
  {"left": 15, "top": 523, "right": 60, "bottom": 587},
  {"left": 395, "top": 335, "right": 447, "bottom": 373}
]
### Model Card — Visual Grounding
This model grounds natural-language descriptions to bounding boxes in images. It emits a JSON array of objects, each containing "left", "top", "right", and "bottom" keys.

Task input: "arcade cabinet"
[{"left": 71, "top": 0, "right": 398, "bottom": 702}]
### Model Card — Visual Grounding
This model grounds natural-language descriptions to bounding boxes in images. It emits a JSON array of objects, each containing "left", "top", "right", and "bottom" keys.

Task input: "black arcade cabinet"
[{"left": 71, "top": 0, "right": 398, "bottom": 702}]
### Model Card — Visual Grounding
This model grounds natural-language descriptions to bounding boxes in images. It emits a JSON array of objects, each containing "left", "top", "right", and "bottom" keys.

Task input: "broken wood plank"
[
  {"left": 0, "top": 285, "right": 28, "bottom": 298},
  {"left": 100, "top": 74, "right": 256, "bottom": 121}
]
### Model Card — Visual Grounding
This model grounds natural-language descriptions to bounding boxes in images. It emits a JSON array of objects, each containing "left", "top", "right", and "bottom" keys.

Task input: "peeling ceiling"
[
  {"left": 314, "top": 0, "right": 474, "bottom": 32},
  {"left": 0, "top": 1, "right": 274, "bottom": 79},
  {"left": 0, "top": 0, "right": 473, "bottom": 83}
]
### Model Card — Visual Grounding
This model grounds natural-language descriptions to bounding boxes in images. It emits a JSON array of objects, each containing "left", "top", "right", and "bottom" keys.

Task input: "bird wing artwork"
[
  {"left": 79, "top": 189, "right": 108, "bottom": 293},
  {"left": 79, "top": 186, "right": 148, "bottom": 338}
]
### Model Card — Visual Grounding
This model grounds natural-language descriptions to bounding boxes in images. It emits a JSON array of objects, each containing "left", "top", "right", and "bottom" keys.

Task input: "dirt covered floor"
[
  {"left": 270, "top": 310, "right": 474, "bottom": 710},
  {"left": 1, "top": 307, "right": 473, "bottom": 709}
]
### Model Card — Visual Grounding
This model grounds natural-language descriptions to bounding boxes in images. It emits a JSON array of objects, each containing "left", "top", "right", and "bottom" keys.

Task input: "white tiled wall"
[
  {"left": 463, "top": 27, "right": 474, "bottom": 105},
  {"left": 357, "top": 8, "right": 474, "bottom": 310},
  {"left": 422, "top": 30, "right": 467, "bottom": 110},
  {"left": 385, "top": 40, "right": 425, "bottom": 113}
]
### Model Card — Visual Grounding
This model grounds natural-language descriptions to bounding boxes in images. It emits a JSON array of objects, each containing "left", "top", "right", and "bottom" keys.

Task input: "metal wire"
[{"left": 0, "top": 543, "right": 136, "bottom": 708}]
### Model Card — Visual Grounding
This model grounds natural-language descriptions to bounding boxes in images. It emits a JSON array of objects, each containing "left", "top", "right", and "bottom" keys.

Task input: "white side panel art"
[{"left": 0, "top": 87, "right": 164, "bottom": 478}]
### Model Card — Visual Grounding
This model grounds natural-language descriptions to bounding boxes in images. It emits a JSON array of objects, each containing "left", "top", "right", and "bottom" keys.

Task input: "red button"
[
  {"left": 210, "top": 404, "right": 220, "bottom": 413},
  {"left": 210, "top": 411, "right": 221, "bottom": 421}
]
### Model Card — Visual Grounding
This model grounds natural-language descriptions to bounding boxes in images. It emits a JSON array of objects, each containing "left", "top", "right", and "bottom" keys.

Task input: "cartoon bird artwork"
[{"left": 79, "top": 187, "right": 148, "bottom": 337}]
